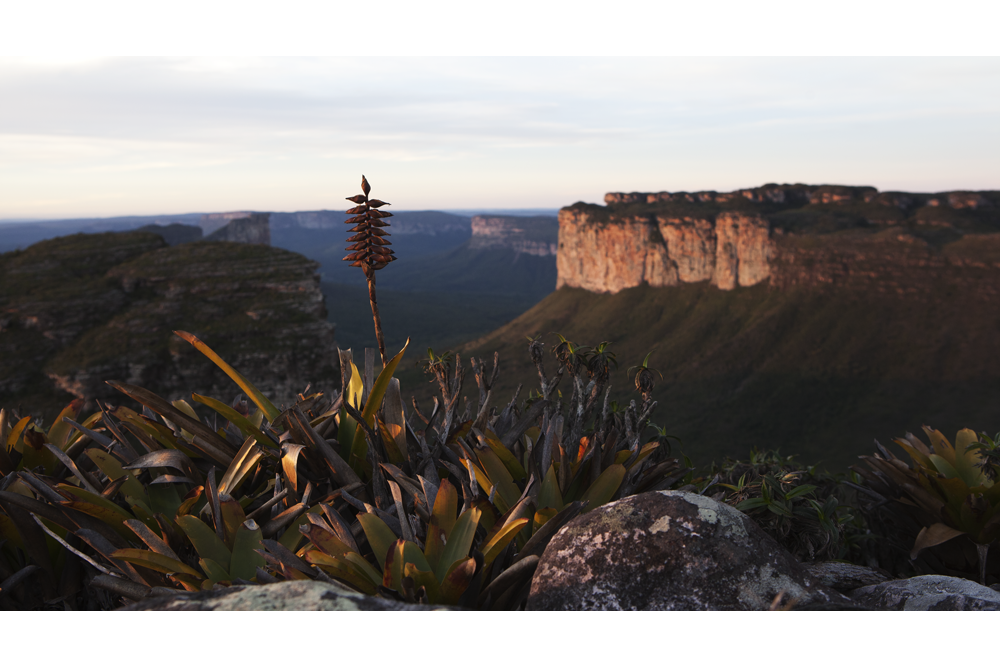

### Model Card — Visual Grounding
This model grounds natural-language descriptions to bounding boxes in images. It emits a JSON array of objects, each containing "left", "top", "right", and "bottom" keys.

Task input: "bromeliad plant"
[
  {"left": 852, "top": 427, "right": 1000, "bottom": 584},
  {"left": 393, "top": 335, "right": 691, "bottom": 605},
  {"left": 300, "top": 478, "right": 527, "bottom": 606}
]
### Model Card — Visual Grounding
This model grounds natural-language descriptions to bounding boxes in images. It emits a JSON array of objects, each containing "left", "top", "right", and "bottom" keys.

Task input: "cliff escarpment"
[
  {"left": 558, "top": 184, "right": 1000, "bottom": 294},
  {"left": 557, "top": 210, "right": 773, "bottom": 293},
  {"left": 0, "top": 232, "right": 336, "bottom": 417},
  {"left": 469, "top": 215, "right": 559, "bottom": 257}
]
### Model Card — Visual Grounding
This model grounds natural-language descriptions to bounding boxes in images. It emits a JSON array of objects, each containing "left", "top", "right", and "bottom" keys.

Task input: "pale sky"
[{"left": 1, "top": 4, "right": 998, "bottom": 220}]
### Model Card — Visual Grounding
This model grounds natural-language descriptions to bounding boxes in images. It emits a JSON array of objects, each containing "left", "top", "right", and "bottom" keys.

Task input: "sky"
[{"left": 1, "top": 5, "right": 999, "bottom": 221}]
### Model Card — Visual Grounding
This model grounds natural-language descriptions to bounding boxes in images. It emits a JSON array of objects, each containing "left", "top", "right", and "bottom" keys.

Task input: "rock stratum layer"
[
  {"left": 557, "top": 183, "right": 1000, "bottom": 294},
  {"left": 0, "top": 231, "right": 337, "bottom": 416}
]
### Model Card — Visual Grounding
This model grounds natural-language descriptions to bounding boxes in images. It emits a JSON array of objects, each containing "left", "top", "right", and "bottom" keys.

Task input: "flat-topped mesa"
[
  {"left": 469, "top": 215, "right": 559, "bottom": 256},
  {"left": 558, "top": 184, "right": 1000, "bottom": 295}
]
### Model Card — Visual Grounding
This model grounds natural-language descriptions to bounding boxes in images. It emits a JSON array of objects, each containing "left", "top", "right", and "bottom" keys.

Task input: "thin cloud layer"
[{"left": 1, "top": 57, "right": 998, "bottom": 218}]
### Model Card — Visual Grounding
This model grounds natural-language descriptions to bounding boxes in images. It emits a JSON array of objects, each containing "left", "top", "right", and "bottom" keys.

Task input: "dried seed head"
[{"left": 343, "top": 176, "right": 395, "bottom": 274}]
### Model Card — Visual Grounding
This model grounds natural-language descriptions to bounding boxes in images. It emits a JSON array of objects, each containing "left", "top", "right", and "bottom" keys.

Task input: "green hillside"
[{"left": 393, "top": 280, "right": 1000, "bottom": 472}]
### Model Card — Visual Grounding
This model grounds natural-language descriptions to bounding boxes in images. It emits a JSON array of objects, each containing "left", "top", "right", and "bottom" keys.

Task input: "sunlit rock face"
[
  {"left": 556, "top": 184, "right": 1000, "bottom": 295},
  {"left": 556, "top": 209, "right": 772, "bottom": 294},
  {"left": 556, "top": 212, "right": 676, "bottom": 293}
]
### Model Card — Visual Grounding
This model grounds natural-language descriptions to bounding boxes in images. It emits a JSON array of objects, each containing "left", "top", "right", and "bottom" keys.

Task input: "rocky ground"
[{"left": 122, "top": 491, "right": 1000, "bottom": 611}]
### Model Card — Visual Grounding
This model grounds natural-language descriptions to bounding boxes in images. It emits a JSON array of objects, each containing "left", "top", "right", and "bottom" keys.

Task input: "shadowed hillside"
[
  {"left": 394, "top": 277, "right": 1000, "bottom": 472},
  {"left": 0, "top": 232, "right": 337, "bottom": 418}
]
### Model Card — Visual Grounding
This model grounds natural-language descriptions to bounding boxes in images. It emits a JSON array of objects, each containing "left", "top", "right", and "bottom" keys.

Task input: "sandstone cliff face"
[
  {"left": 562, "top": 184, "right": 1000, "bottom": 295},
  {"left": 656, "top": 217, "right": 715, "bottom": 282},
  {"left": 556, "top": 212, "right": 676, "bottom": 293},
  {"left": 557, "top": 210, "right": 772, "bottom": 294},
  {"left": 0, "top": 232, "right": 336, "bottom": 417},
  {"left": 469, "top": 215, "right": 558, "bottom": 256}
]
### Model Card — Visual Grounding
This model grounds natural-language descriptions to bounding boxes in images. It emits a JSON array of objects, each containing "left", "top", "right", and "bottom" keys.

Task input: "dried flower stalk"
[{"left": 343, "top": 175, "right": 395, "bottom": 366}]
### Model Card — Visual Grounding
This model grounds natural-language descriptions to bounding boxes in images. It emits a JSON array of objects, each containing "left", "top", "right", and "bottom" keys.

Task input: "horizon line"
[{"left": 0, "top": 207, "right": 567, "bottom": 226}]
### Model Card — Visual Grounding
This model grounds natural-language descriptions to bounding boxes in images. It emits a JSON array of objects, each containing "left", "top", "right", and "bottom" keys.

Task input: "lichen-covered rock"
[
  {"left": 120, "top": 580, "right": 453, "bottom": 611},
  {"left": 850, "top": 575, "right": 1000, "bottom": 610},
  {"left": 526, "top": 490, "right": 857, "bottom": 610}
]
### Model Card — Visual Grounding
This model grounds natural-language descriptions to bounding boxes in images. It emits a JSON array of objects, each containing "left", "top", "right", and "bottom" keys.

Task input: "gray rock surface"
[
  {"left": 526, "top": 490, "right": 858, "bottom": 610},
  {"left": 120, "top": 580, "right": 453, "bottom": 611},
  {"left": 805, "top": 561, "right": 891, "bottom": 592},
  {"left": 850, "top": 575, "right": 1000, "bottom": 610}
]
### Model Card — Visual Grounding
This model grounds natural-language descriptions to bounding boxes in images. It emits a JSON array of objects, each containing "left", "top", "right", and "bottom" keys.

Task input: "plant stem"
[{"left": 366, "top": 269, "right": 388, "bottom": 367}]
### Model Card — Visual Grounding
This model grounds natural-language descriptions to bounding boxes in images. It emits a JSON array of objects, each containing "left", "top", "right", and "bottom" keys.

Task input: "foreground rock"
[
  {"left": 120, "top": 580, "right": 452, "bottom": 611},
  {"left": 850, "top": 575, "right": 1000, "bottom": 611},
  {"left": 527, "top": 490, "right": 858, "bottom": 610},
  {"left": 805, "top": 561, "right": 892, "bottom": 592}
]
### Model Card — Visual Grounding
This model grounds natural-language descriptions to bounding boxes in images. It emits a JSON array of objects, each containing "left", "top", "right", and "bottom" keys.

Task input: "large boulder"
[{"left": 526, "top": 490, "right": 858, "bottom": 610}]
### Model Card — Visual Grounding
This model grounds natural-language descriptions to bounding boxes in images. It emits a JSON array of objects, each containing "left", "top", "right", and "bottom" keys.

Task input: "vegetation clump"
[
  {"left": 707, "top": 449, "right": 871, "bottom": 564},
  {"left": 851, "top": 427, "right": 1000, "bottom": 585}
]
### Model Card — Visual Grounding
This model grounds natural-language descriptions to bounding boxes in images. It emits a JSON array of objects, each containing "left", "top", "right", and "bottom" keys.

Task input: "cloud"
[{"left": 0, "top": 57, "right": 998, "bottom": 217}]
